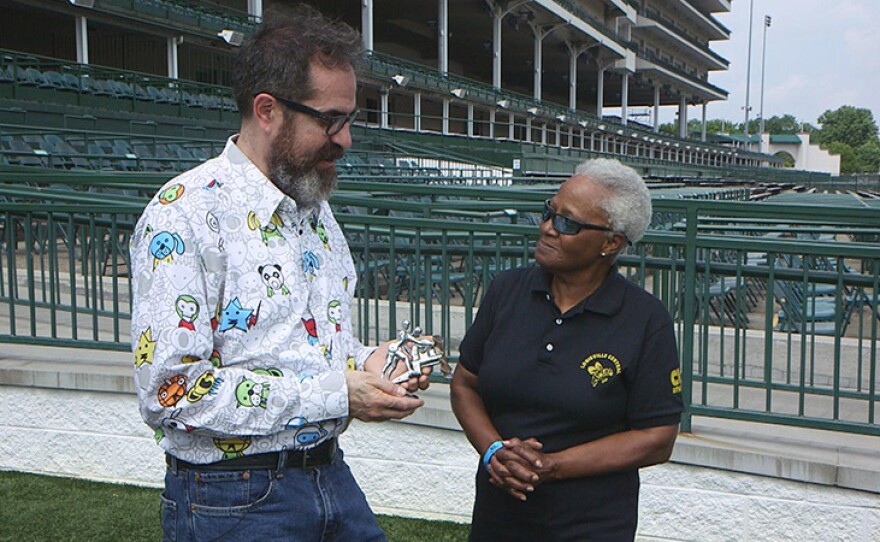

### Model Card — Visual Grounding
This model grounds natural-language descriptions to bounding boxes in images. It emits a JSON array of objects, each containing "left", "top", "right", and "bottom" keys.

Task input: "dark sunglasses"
[
  {"left": 541, "top": 200, "right": 614, "bottom": 236},
  {"left": 258, "top": 92, "right": 359, "bottom": 136}
]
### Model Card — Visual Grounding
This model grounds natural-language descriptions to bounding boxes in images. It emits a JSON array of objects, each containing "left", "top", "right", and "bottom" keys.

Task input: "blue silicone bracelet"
[{"left": 482, "top": 440, "right": 504, "bottom": 473}]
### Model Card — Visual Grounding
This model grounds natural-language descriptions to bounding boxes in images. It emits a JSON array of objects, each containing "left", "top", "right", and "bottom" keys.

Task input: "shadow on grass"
[{"left": 0, "top": 471, "right": 469, "bottom": 541}]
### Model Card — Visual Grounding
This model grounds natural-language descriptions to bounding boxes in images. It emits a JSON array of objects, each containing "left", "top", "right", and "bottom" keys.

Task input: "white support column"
[
  {"left": 533, "top": 29, "right": 542, "bottom": 101},
  {"left": 247, "top": 0, "right": 262, "bottom": 20},
  {"left": 678, "top": 96, "right": 687, "bottom": 139},
  {"left": 568, "top": 48, "right": 578, "bottom": 110},
  {"left": 166, "top": 37, "right": 179, "bottom": 79},
  {"left": 380, "top": 89, "right": 389, "bottom": 129},
  {"left": 620, "top": 72, "right": 629, "bottom": 126},
  {"left": 701, "top": 103, "right": 708, "bottom": 142},
  {"left": 653, "top": 86, "right": 660, "bottom": 132},
  {"left": 596, "top": 68, "right": 604, "bottom": 118},
  {"left": 467, "top": 104, "right": 474, "bottom": 137},
  {"left": 438, "top": 0, "right": 448, "bottom": 74},
  {"left": 442, "top": 98, "right": 450, "bottom": 135},
  {"left": 489, "top": 109, "right": 496, "bottom": 139},
  {"left": 529, "top": 24, "right": 565, "bottom": 103},
  {"left": 75, "top": 16, "right": 89, "bottom": 64},
  {"left": 414, "top": 93, "right": 422, "bottom": 132},
  {"left": 508, "top": 113, "right": 514, "bottom": 140},
  {"left": 541, "top": 124, "right": 547, "bottom": 145},
  {"left": 361, "top": 0, "right": 374, "bottom": 51},
  {"left": 492, "top": 11, "right": 502, "bottom": 89},
  {"left": 525, "top": 117, "right": 532, "bottom": 143}
]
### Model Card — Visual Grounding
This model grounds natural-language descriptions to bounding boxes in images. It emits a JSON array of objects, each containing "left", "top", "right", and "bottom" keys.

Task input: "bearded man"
[{"left": 129, "top": 6, "right": 427, "bottom": 541}]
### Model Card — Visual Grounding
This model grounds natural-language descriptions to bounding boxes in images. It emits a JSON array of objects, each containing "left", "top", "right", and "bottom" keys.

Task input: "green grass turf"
[{"left": 0, "top": 470, "right": 469, "bottom": 541}]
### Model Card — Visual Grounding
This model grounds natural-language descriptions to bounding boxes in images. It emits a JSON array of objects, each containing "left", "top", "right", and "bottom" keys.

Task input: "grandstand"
[
  {"left": 1, "top": 1, "right": 879, "bottom": 538},
  {"left": 1, "top": 0, "right": 820, "bottom": 178}
]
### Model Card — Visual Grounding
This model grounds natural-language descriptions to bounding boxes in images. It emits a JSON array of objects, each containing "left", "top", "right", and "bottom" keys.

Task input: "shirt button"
[
  {"left": 545, "top": 343, "right": 554, "bottom": 352},
  {"left": 555, "top": 318, "right": 563, "bottom": 325},
  {"left": 545, "top": 294, "right": 551, "bottom": 301}
]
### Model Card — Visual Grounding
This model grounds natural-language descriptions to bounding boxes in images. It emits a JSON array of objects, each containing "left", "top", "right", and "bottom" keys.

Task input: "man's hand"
[
  {"left": 345, "top": 370, "right": 424, "bottom": 422},
  {"left": 364, "top": 339, "right": 433, "bottom": 393}
]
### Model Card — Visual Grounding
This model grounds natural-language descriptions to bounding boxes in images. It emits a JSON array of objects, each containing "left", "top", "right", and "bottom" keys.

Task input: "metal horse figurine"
[{"left": 381, "top": 321, "right": 451, "bottom": 384}]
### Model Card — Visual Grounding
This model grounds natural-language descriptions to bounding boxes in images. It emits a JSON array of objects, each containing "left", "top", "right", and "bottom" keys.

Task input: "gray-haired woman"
[{"left": 451, "top": 158, "right": 683, "bottom": 541}]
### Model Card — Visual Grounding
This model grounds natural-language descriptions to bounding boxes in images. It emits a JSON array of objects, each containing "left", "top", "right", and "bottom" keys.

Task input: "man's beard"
[{"left": 267, "top": 120, "right": 343, "bottom": 210}]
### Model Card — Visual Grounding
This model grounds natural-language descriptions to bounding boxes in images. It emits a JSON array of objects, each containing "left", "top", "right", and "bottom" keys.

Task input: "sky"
[{"left": 659, "top": 0, "right": 880, "bottom": 129}]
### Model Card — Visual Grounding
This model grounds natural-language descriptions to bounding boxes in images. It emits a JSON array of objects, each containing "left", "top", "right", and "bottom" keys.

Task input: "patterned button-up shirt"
[{"left": 130, "top": 136, "right": 372, "bottom": 463}]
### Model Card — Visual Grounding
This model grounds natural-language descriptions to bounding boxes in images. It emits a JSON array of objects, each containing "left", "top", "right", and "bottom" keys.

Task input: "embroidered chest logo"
[{"left": 580, "top": 353, "right": 622, "bottom": 388}]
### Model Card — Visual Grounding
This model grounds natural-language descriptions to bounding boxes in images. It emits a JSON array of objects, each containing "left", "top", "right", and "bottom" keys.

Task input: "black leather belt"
[{"left": 166, "top": 438, "right": 338, "bottom": 471}]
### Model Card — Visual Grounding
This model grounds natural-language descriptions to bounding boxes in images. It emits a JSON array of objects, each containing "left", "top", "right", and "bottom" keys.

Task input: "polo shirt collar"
[{"left": 528, "top": 266, "right": 626, "bottom": 317}]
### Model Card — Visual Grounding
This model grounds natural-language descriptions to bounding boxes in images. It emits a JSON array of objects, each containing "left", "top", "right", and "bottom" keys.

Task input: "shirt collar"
[
  {"left": 221, "top": 135, "right": 287, "bottom": 227},
  {"left": 528, "top": 266, "right": 626, "bottom": 317}
]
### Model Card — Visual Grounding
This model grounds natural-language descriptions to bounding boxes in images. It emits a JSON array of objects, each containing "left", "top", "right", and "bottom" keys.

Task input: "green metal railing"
[{"left": 1, "top": 189, "right": 878, "bottom": 437}]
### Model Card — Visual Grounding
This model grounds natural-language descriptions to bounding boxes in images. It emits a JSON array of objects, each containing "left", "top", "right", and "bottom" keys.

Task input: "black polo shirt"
[{"left": 459, "top": 266, "right": 683, "bottom": 541}]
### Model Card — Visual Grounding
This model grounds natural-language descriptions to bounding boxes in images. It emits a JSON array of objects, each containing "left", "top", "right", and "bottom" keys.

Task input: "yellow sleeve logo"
[{"left": 670, "top": 368, "right": 682, "bottom": 394}]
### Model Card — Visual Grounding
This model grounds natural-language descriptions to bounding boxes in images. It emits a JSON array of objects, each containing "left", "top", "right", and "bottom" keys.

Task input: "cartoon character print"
[
  {"left": 149, "top": 231, "right": 185, "bottom": 269},
  {"left": 214, "top": 437, "right": 251, "bottom": 459},
  {"left": 134, "top": 327, "right": 157, "bottom": 367},
  {"left": 302, "top": 251, "right": 320, "bottom": 280},
  {"left": 309, "top": 215, "right": 332, "bottom": 251},
  {"left": 253, "top": 368, "right": 284, "bottom": 377},
  {"left": 206, "top": 211, "right": 224, "bottom": 252},
  {"left": 210, "top": 300, "right": 222, "bottom": 331},
  {"left": 158, "top": 375, "right": 188, "bottom": 408},
  {"left": 158, "top": 184, "right": 185, "bottom": 205},
  {"left": 162, "top": 409, "right": 195, "bottom": 433},
  {"left": 180, "top": 350, "right": 221, "bottom": 367},
  {"left": 186, "top": 370, "right": 223, "bottom": 403},
  {"left": 302, "top": 318, "right": 319, "bottom": 346},
  {"left": 218, "top": 298, "right": 260, "bottom": 332},
  {"left": 327, "top": 300, "right": 343, "bottom": 332},
  {"left": 259, "top": 264, "right": 290, "bottom": 297},
  {"left": 294, "top": 423, "right": 328, "bottom": 448},
  {"left": 235, "top": 377, "right": 269, "bottom": 408},
  {"left": 175, "top": 295, "right": 199, "bottom": 330},
  {"left": 319, "top": 343, "right": 332, "bottom": 363},
  {"left": 203, "top": 179, "right": 222, "bottom": 190},
  {"left": 247, "top": 211, "right": 285, "bottom": 245}
]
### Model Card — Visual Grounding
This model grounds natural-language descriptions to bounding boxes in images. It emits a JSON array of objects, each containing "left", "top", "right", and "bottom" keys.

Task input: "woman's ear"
[{"left": 601, "top": 232, "right": 626, "bottom": 258}]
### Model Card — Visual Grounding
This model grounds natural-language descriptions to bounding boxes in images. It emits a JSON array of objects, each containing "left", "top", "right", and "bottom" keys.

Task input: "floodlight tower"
[{"left": 759, "top": 15, "right": 772, "bottom": 136}]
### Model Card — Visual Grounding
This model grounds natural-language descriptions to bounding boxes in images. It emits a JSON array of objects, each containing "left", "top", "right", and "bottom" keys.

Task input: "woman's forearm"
[
  {"left": 450, "top": 365, "right": 500, "bottom": 454},
  {"left": 544, "top": 424, "right": 679, "bottom": 482}
]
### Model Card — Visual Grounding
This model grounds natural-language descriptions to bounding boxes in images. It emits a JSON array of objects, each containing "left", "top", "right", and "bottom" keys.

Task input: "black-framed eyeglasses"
[
  {"left": 258, "top": 92, "right": 359, "bottom": 136},
  {"left": 541, "top": 199, "right": 614, "bottom": 236}
]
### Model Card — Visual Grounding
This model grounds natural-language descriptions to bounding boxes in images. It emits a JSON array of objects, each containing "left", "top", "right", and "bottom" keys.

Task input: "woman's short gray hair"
[{"left": 574, "top": 158, "right": 651, "bottom": 244}]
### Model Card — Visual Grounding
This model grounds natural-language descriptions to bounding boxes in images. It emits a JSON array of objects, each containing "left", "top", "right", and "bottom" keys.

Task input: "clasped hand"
[{"left": 486, "top": 437, "right": 554, "bottom": 501}]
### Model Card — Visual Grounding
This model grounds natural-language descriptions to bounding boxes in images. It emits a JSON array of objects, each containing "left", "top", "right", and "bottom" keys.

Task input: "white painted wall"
[
  {"left": 761, "top": 133, "right": 841, "bottom": 175},
  {"left": 1, "top": 385, "right": 878, "bottom": 541}
]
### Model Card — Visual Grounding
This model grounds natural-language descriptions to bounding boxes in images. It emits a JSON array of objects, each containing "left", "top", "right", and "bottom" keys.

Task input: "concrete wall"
[{"left": 1, "top": 384, "right": 878, "bottom": 541}]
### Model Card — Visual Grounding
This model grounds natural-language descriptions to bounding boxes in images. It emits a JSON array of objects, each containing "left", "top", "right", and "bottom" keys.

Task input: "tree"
[
  {"left": 751, "top": 114, "right": 801, "bottom": 134},
  {"left": 829, "top": 142, "right": 858, "bottom": 174},
  {"left": 856, "top": 141, "right": 880, "bottom": 174},
  {"left": 813, "top": 106, "right": 879, "bottom": 149}
]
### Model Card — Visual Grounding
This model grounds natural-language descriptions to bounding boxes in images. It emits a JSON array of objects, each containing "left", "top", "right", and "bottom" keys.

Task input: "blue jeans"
[{"left": 161, "top": 450, "right": 386, "bottom": 542}]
